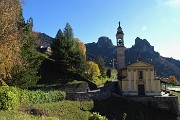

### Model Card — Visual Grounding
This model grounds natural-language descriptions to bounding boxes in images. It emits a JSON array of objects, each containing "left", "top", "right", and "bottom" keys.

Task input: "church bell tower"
[{"left": 116, "top": 21, "right": 125, "bottom": 77}]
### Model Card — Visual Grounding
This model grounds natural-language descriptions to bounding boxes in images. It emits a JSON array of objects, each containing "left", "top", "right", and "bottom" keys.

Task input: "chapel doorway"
[{"left": 138, "top": 85, "right": 145, "bottom": 95}]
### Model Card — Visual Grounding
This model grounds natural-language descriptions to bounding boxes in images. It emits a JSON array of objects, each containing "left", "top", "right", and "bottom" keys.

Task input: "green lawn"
[
  {"left": 0, "top": 110, "right": 49, "bottom": 120},
  {"left": 0, "top": 100, "right": 93, "bottom": 120},
  {"left": 171, "top": 91, "right": 180, "bottom": 110}
]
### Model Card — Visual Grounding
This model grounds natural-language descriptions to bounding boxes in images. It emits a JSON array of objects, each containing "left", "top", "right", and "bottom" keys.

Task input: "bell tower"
[{"left": 116, "top": 21, "right": 125, "bottom": 77}]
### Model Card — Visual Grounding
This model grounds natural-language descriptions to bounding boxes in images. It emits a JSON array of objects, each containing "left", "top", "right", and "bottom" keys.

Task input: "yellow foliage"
[
  {"left": 86, "top": 61, "right": 101, "bottom": 81},
  {"left": 168, "top": 75, "right": 177, "bottom": 84},
  {"left": 0, "top": 0, "right": 23, "bottom": 80},
  {"left": 76, "top": 38, "right": 86, "bottom": 60}
]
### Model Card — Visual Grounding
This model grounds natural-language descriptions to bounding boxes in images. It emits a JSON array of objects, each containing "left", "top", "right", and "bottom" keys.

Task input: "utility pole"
[{"left": 112, "top": 58, "right": 115, "bottom": 69}]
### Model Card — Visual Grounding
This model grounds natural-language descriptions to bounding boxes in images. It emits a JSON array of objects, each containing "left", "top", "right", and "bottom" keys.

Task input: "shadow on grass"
[
  {"left": 91, "top": 97, "right": 178, "bottom": 120},
  {"left": 30, "top": 58, "right": 97, "bottom": 91}
]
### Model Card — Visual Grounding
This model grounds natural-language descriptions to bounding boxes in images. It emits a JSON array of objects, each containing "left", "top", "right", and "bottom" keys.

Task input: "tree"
[
  {"left": 0, "top": 0, "right": 43, "bottom": 88},
  {"left": 86, "top": 61, "right": 101, "bottom": 81},
  {"left": 76, "top": 38, "right": 86, "bottom": 60},
  {"left": 10, "top": 15, "right": 43, "bottom": 88},
  {"left": 168, "top": 76, "right": 177, "bottom": 84},
  {"left": 96, "top": 56, "right": 106, "bottom": 77},
  {"left": 0, "top": 0, "right": 23, "bottom": 83},
  {"left": 106, "top": 69, "right": 111, "bottom": 78},
  {"left": 51, "top": 23, "right": 86, "bottom": 75}
]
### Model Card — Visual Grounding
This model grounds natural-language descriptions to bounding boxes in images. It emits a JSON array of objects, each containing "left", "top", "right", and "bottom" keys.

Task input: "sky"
[{"left": 22, "top": 0, "right": 180, "bottom": 60}]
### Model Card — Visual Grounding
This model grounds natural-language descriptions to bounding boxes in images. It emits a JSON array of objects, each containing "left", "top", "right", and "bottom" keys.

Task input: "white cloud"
[
  {"left": 142, "top": 26, "right": 147, "bottom": 31},
  {"left": 156, "top": 0, "right": 180, "bottom": 7}
]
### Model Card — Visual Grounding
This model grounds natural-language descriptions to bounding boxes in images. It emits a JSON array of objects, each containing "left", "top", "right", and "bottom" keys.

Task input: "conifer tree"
[
  {"left": 10, "top": 15, "right": 43, "bottom": 88},
  {"left": 51, "top": 23, "right": 86, "bottom": 75}
]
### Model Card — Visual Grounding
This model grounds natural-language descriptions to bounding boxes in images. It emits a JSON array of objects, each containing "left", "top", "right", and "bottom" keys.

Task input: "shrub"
[
  {"left": 89, "top": 112, "right": 107, "bottom": 120},
  {"left": 0, "top": 85, "right": 66, "bottom": 110},
  {"left": 28, "top": 90, "right": 66, "bottom": 104},
  {"left": 0, "top": 86, "right": 20, "bottom": 110}
]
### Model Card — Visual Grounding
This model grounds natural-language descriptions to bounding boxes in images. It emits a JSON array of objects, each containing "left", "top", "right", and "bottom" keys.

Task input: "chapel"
[{"left": 116, "top": 22, "right": 161, "bottom": 96}]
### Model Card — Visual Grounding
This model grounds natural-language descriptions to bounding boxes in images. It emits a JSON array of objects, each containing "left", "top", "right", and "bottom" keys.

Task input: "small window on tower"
[
  {"left": 117, "top": 39, "right": 123, "bottom": 46},
  {"left": 138, "top": 71, "right": 143, "bottom": 79}
]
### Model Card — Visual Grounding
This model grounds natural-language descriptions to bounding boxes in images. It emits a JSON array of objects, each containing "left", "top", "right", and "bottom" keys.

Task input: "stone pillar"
[
  {"left": 133, "top": 70, "right": 136, "bottom": 92},
  {"left": 158, "top": 80, "right": 161, "bottom": 92},
  {"left": 151, "top": 69, "right": 155, "bottom": 91},
  {"left": 146, "top": 70, "right": 149, "bottom": 92},
  {"left": 128, "top": 70, "right": 131, "bottom": 91},
  {"left": 122, "top": 81, "right": 124, "bottom": 92}
]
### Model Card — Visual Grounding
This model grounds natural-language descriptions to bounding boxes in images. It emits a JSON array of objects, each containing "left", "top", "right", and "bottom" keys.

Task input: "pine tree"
[
  {"left": 51, "top": 23, "right": 86, "bottom": 75},
  {"left": 10, "top": 14, "right": 43, "bottom": 88}
]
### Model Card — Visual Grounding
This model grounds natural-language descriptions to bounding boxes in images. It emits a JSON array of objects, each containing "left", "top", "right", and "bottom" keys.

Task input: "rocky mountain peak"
[
  {"left": 97, "top": 36, "right": 113, "bottom": 48},
  {"left": 133, "top": 37, "right": 154, "bottom": 53}
]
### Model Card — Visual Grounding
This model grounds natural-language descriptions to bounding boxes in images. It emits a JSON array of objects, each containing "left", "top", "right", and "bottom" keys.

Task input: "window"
[{"left": 138, "top": 71, "right": 143, "bottom": 79}]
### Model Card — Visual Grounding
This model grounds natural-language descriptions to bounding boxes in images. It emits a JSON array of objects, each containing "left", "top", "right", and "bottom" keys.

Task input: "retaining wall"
[{"left": 116, "top": 95, "right": 179, "bottom": 116}]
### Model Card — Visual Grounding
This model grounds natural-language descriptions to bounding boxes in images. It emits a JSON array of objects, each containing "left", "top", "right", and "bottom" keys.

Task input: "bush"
[
  {"left": 28, "top": 90, "right": 66, "bottom": 104},
  {"left": 89, "top": 112, "right": 107, "bottom": 120},
  {"left": 0, "top": 85, "right": 66, "bottom": 110},
  {"left": 0, "top": 86, "right": 20, "bottom": 110}
]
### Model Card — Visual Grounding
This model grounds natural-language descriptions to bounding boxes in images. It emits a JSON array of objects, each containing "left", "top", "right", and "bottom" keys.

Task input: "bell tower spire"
[{"left": 116, "top": 21, "right": 125, "bottom": 77}]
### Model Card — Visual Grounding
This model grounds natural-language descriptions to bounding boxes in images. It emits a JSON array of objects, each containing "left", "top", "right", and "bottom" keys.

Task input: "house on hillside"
[{"left": 116, "top": 22, "right": 161, "bottom": 96}]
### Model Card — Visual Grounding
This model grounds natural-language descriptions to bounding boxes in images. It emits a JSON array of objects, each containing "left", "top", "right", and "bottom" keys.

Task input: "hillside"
[
  {"left": 86, "top": 37, "right": 180, "bottom": 80},
  {"left": 34, "top": 32, "right": 55, "bottom": 48}
]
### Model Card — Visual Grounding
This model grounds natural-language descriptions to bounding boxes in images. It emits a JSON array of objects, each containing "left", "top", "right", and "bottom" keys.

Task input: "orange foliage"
[
  {"left": 168, "top": 75, "right": 177, "bottom": 84},
  {"left": 76, "top": 38, "right": 86, "bottom": 60},
  {"left": 0, "top": 0, "right": 23, "bottom": 80}
]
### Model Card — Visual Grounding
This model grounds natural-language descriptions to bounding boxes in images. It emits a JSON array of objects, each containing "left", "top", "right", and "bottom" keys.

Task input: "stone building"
[{"left": 116, "top": 22, "right": 161, "bottom": 96}]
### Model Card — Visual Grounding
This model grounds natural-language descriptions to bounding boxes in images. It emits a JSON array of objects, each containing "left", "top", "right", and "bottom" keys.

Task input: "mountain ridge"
[
  {"left": 34, "top": 32, "right": 180, "bottom": 80},
  {"left": 86, "top": 36, "right": 180, "bottom": 80}
]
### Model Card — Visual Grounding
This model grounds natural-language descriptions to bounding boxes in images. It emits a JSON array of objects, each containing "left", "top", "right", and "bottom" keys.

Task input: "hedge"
[{"left": 0, "top": 85, "right": 66, "bottom": 110}]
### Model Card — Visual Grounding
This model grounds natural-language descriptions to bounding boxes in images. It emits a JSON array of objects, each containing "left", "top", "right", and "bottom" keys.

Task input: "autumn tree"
[
  {"left": 0, "top": 0, "right": 43, "bottom": 88},
  {"left": 76, "top": 38, "right": 86, "bottom": 60},
  {"left": 96, "top": 56, "right": 106, "bottom": 77},
  {"left": 168, "top": 76, "right": 177, "bottom": 84},
  {"left": 86, "top": 61, "right": 101, "bottom": 81},
  {"left": 51, "top": 23, "right": 86, "bottom": 75},
  {"left": 0, "top": 0, "right": 23, "bottom": 82}
]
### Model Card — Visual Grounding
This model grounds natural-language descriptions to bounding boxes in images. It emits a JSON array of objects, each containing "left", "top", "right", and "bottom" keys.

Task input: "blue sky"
[{"left": 23, "top": 0, "right": 180, "bottom": 60}]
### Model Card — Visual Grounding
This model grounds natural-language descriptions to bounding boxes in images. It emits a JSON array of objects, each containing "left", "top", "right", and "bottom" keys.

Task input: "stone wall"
[
  {"left": 65, "top": 81, "right": 115, "bottom": 101},
  {"left": 117, "top": 95, "right": 179, "bottom": 116},
  {"left": 65, "top": 81, "right": 179, "bottom": 116},
  {"left": 59, "top": 82, "right": 89, "bottom": 92},
  {"left": 66, "top": 91, "right": 113, "bottom": 101}
]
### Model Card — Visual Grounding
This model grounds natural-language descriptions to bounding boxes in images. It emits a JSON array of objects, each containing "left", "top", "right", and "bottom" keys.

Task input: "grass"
[
  {"left": 0, "top": 100, "right": 93, "bottom": 120},
  {"left": 93, "top": 77, "right": 112, "bottom": 86},
  {"left": 0, "top": 110, "right": 50, "bottom": 120},
  {"left": 171, "top": 91, "right": 180, "bottom": 110},
  {"left": 67, "top": 80, "right": 85, "bottom": 84}
]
